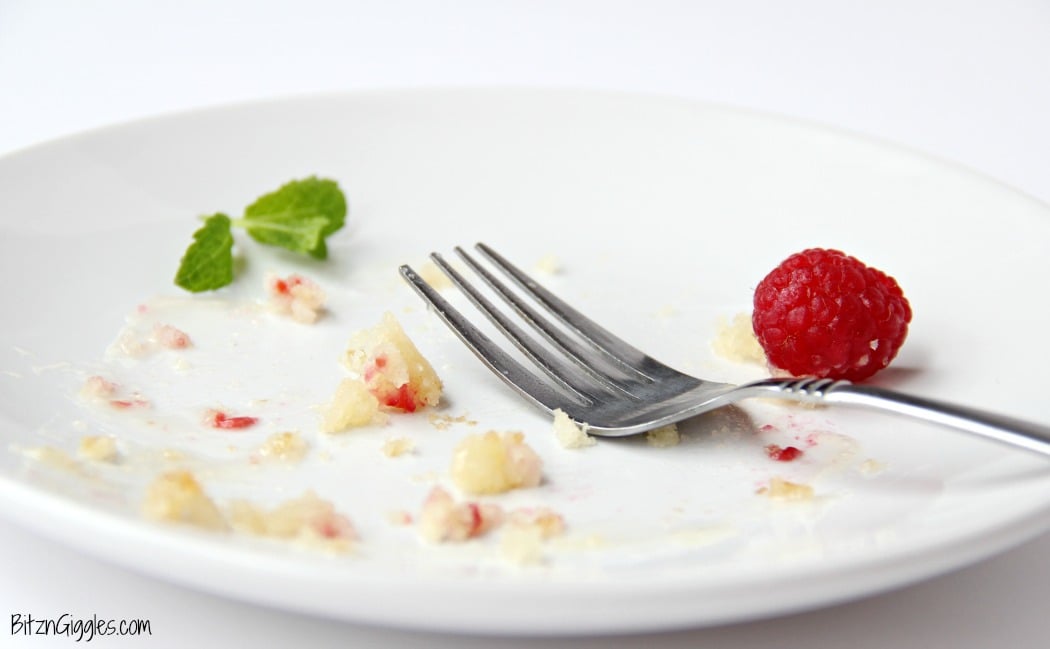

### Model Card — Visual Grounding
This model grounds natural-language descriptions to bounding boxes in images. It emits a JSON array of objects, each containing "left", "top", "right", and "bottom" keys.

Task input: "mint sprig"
[
  {"left": 240, "top": 176, "right": 346, "bottom": 259},
  {"left": 174, "top": 213, "right": 234, "bottom": 293},
  {"left": 174, "top": 177, "right": 347, "bottom": 292}
]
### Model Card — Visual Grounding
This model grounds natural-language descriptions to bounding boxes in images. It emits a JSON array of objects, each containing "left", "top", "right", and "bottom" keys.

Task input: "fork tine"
[
  {"left": 474, "top": 243, "right": 675, "bottom": 379},
  {"left": 453, "top": 246, "right": 642, "bottom": 394},
  {"left": 428, "top": 252, "right": 621, "bottom": 403},
  {"left": 399, "top": 264, "right": 584, "bottom": 414}
]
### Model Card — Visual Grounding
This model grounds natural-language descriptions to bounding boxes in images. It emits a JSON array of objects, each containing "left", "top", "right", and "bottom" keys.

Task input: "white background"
[{"left": 1, "top": 1, "right": 1048, "bottom": 647}]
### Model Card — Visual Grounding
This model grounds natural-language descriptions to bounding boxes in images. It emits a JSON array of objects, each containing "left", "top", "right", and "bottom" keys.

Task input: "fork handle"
[{"left": 743, "top": 378, "right": 1050, "bottom": 457}]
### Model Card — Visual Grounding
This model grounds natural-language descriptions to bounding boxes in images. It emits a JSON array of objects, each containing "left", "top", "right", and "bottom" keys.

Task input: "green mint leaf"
[
  {"left": 241, "top": 177, "right": 346, "bottom": 258},
  {"left": 174, "top": 213, "right": 235, "bottom": 292},
  {"left": 234, "top": 213, "right": 330, "bottom": 259}
]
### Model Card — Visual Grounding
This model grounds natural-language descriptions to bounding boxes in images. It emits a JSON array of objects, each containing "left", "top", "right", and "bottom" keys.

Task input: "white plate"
[{"left": 0, "top": 89, "right": 1047, "bottom": 635}]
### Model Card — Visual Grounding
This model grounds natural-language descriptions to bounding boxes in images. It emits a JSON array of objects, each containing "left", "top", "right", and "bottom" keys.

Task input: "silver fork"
[{"left": 400, "top": 243, "right": 1050, "bottom": 457}]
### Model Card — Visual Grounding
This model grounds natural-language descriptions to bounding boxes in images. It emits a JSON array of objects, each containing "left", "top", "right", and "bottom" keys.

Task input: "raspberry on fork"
[{"left": 752, "top": 248, "right": 912, "bottom": 381}]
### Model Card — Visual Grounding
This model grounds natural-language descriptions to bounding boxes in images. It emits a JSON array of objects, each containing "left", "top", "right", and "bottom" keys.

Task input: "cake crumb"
[
  {"left": 451, "top": 431, "right": 543, "bottom": 495},
  {"left": 533, "top": 254, "right": 562, "bottom": 276},
  {"left": 226, "top": 491, "right": 357, "bottom": 553},
  {"left": 320, "top": 378, "right": 383, "bottom": 432},
  {"left": 712, "top": 312, "right": 766, "bottom": 365},
  {"left": 386, "top": 510, "right": 414, "bottom": 526},
  {"left": 78, "top": 435, "right": 120, "bottom": 463},
  {"left": 141, "top": 470, "right": 227, "bottom": 531},
  {"left": 266, "top": 273, "right": 326, "bottom": 323},
  {"left": 151, "top": 323, "right": 192, "bottom": 349},
  {"left": 256, "top": 431, "right": 308, "bottom": 462},
  {"left": 381, "top": 437, "right": 415, "bottom": 458},
  {"left": 80, "top": 375, "right": 118, "bottom": 400},
  {"left": 342, "top": 312, "right": 443, "bottom": 412},
  {"left": 501, "top": 525, "right": 546, "bottom": 564},
  {"left": 417, "top": 486, "right": 503, "bottom": 543},
  {"left": 646, "top": 424, "right": 680, "bottom": 448},
  {"left": 859, "top": 458, "right": 887, "bottom": 476},
  {"left": 552, "top": 409, "right": 596, "bottom": 449},
  {"left": 758, "top": 477, "right": 814, "bottom": 501},
  {"left": 428, "top": 413, "right": 478, "bottom": 430},
  {"left": 417, "top": 260, "right": 454, "bottom": 290},
  {"left": 22, "top": 446, "right": 79, "bottom": 471}
]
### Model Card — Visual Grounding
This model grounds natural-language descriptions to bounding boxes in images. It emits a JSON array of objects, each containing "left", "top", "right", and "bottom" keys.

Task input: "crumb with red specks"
[
  {"left": 341, "top": 312, "right": 442, "bottom": 413},
  {"left": 765, "top": 444, "right": 804, "bottom": 462},
  {"left": 266, "top": 273, "right": 326, "bottom": 323},
  {"left": 80, "top": 375, "right": 118, "bottom": 400},
  {"left": 80, "top": 375, "right": 151, "bottom": 410},
  {"left": 112, "top": 321, "right": 194, "bottom": 358},
  {"left": 142, "top": 469, "right": 357, "bottom": 552},
  {"left": 108, "top": 397, "right": 151, "bottom": 410},
  {"left": 204, "top": 409, "right": 258, "bottom": 430},
  {"left": 387, "top": 510, "right": 414, "bottom": 526},
  {"left": 417, "top": 486, "right": 503, "bottom": 543},
  {"left": 226, "top": 491, "right": 358, "bottom": 553},
  {"left": 151, "top": 323, "right": 192, "bottom": 349}
]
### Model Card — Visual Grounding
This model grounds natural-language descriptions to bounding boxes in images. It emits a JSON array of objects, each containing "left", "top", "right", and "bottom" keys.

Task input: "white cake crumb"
[
  {"left": 417, "top": 260, "right": 454, "bottom": 290},
  {"left": 450, "top": 431, "right": 543, "bottom": 495},
  {"left": 646, "top": 424, "right": 680, "bottom": 448},
  {"left": 428, "top": 412, "right": 478, "bottom": 430},
  {"left": 22, "top": 446, "right": 79, "bottom": 471},
  {"left": 501, "top": 524, "right": 546, "bottom": 564},
  {"left": 712, "top": 312, "right": 766, "bottom": 365},
  {"left": 758, "top": 477, "right": 815, "bottom": 501},
  {"left": 226, "top": 491, "right": 357, "bottom": 553},
  {"left": 533, "top": 254, "right": 562, "bottom": 275},
  {"left": 256, "top": 431, "right": 308, "bottom": 462},
  {"left": 141, "top": 470, "right": 227, "bottom": 531},
  {"left": 859, "top": 458, "right": 887, "bottom": 476},
  {"left": 501, "top": 506, "right": 566, "bottom": 564},
  {"left": 417, "top": 486, "right": 504, "bottom": 543},
  {"left": 266, "top": 273, "right": 326, "bottom": 324},
  {"left": 78, "top": 435, "right": 120, "bottom": 463},
  {"left": 552, "top": 409, "right": 596, "bottom": 449},
  {"left": 320, "top": 378, "right": 383, "bottom": 432},
  {"left": 381, "top": 437, "right": 415, "bottom": 458}
]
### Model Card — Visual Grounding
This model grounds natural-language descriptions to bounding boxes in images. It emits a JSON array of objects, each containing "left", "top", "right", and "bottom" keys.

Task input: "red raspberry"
[{"left": 752, "top": 248, "right": 911, "bottom": 382}]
